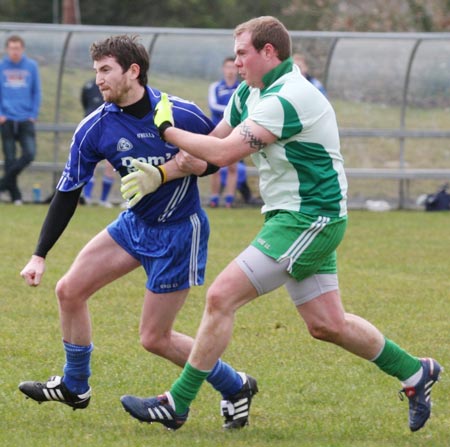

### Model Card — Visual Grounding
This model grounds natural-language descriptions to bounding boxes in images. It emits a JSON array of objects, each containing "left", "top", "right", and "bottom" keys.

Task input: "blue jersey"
[
  {"left": 57, "top": 86, "right": 214, "bottom": 225},
  {"left": 208, "top": 79, "right": 240, "bottom": 125}
]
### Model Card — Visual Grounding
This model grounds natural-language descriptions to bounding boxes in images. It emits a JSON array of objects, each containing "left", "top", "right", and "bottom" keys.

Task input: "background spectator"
[
  {"left": 207, "top": 56, "right": 241, "bottom": 208},
  {"left": 0, "top": 35, "right": 41, "bottom": 205},
  {"left": 293, "top": 52, "right": 327, "bottom": 97},
  {"left": 80, "top": 78, "right": 115, "bottom": 207},
  {"left": 220, "top": 160, "right": 261, "bottom": 206}
]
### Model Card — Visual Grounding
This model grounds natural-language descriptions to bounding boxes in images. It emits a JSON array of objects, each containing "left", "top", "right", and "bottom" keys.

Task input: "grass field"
[{"left": 0, "top": 205, "right": 448, "bottom": 447}]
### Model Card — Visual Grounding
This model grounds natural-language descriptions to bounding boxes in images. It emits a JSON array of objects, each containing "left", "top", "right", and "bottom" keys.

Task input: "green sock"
[
  {"left": 170, "top": 362, "right": 210, "bottom": 414},
  {"left": 373, "top": 338, "right": 421, "bottom": 381}
]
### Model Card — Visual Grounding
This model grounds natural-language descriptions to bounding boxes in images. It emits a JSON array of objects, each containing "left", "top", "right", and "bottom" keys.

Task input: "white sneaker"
[
  {"left": 13, "top": 199, "right": 23, "bottom": 206},
  {"left": 99, "top": 200, "right": 113, "bottom": 208}
]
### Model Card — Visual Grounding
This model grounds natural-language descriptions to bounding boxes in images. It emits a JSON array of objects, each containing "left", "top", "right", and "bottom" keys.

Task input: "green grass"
[{"left": 0, "top": 206, "right": 448, "bottom": 446}]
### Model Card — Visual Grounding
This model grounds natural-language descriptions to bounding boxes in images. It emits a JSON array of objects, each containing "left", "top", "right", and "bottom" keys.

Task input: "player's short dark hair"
[
  {"left": 223, "top": 56, "right": 235, "bottom": 64},
  {"left": 6, "top": 35, "right": 25, "bottom": 48},
  {"left": 234, "top": 16, "right": 291, "bottom": 61},
  {"left": 90, "top": 34, "right": 149, "bottom": 86}
]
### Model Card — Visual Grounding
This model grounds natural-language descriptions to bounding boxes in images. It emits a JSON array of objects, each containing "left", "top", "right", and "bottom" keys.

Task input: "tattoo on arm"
[{"left": 240, "top": 123, "right": 267, "bottom": 151}]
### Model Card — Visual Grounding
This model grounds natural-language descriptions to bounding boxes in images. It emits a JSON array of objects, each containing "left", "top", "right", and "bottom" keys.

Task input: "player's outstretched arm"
[
  {"left": 20, "top": 188, "right": 81, "bottom": 287},
  {"left": 154, "top": 94, "right": 272, "bottom": 166}
]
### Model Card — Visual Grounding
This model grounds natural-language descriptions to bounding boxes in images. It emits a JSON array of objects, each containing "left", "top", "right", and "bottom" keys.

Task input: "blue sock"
[
  {"left": 84, "top": 179, "right": 95, "bottom": 199},
  {"left": 62, "top": 341, "right": 93, "bottom": 394},
  {"left": 100, "top": 176, "right": 114, "bottom": 202},
  {"left": 209, "top": 195, "right": 219, "bottom": 207},
  {"left": 206, "top": 359, "right": 243, "bottom": 398},
  {"left": 225, "top": 195, "right": 235, "bottom": 207}
]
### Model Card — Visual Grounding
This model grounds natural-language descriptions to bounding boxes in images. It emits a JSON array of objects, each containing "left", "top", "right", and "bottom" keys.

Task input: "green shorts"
[{"left": 251, "top": 210, "right": 347, "bottom": 282}]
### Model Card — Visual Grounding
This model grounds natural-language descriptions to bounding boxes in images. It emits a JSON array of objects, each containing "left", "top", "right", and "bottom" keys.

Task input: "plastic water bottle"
[{"left": 32, "top": 183, "right": 41, "bottom": 203}]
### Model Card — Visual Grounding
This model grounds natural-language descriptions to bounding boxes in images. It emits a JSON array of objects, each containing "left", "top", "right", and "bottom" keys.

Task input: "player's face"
[
  {"left": 6, "top": 41, "right": 25, "bottom": 63},
  {"left": 234, "top": 31, "right": 267, "bottom": 89},
  {"left": 222, "top": 60, "right": 238, "bottom": 84},
  {"left": 94, "top": 56, "right": 134, "bottom": 106}
]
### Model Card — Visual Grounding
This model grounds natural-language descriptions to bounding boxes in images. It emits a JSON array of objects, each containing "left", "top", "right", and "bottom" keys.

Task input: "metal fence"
[{"left": 1, "top": 22, "right": 449, "bottom": 208}]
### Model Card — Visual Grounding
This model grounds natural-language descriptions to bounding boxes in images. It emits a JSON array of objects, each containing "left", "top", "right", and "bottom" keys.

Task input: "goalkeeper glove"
[
  {"left": 154, "top": 92, "right": 174, "bottom": 139},
  {"left": 121, "top": 159, "right": 167, "bottom": 208}
]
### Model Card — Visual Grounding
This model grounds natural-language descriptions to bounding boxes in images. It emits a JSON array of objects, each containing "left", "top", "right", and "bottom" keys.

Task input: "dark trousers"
[{"left": 0, "top": 120, "right": 36, "bottom": 201}]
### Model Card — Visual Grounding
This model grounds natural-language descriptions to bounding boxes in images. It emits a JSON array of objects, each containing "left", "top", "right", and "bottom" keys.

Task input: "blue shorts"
[{"left": 107, "top": 209, "right": 209, "bottom": 293}]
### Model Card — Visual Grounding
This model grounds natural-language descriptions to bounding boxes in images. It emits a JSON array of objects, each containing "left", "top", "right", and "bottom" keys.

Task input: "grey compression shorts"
[{"left": 236, "top": 245, "right": 339, "bottom": 306}]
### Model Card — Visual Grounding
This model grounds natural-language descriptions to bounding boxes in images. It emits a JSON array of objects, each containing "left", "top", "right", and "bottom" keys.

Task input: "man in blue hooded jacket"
[{"left": 0, "top": 35, "right": 41, "bottom": 204}]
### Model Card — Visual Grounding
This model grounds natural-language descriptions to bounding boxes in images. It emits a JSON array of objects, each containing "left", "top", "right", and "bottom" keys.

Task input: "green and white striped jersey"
[{"left": 224, "top": 58, "right": 347, "bottom": 218}]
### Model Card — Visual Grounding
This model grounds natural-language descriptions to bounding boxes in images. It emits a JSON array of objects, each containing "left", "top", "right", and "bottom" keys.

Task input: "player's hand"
[
  {"left": 154, "top": 93, "right": 174, "bottom": 139},
  {"left": 175, "top": 150, "right": 208, "bottom": 176},
  {"left": 20, "top": 255, "right": 46, "bottom": 287},
  {"left": 121, "top": 159, "right": 165, "bottom": 208}
]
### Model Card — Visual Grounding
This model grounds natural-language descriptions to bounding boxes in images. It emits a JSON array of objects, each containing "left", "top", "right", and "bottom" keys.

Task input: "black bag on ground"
[{"left": 425, "top": 183, "right": 450, "bottom": 211}]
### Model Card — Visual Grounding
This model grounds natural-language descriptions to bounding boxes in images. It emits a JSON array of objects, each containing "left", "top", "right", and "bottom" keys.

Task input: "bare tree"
[{"left": 62, "top": 0, "right": 81, "bottom": 24}]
